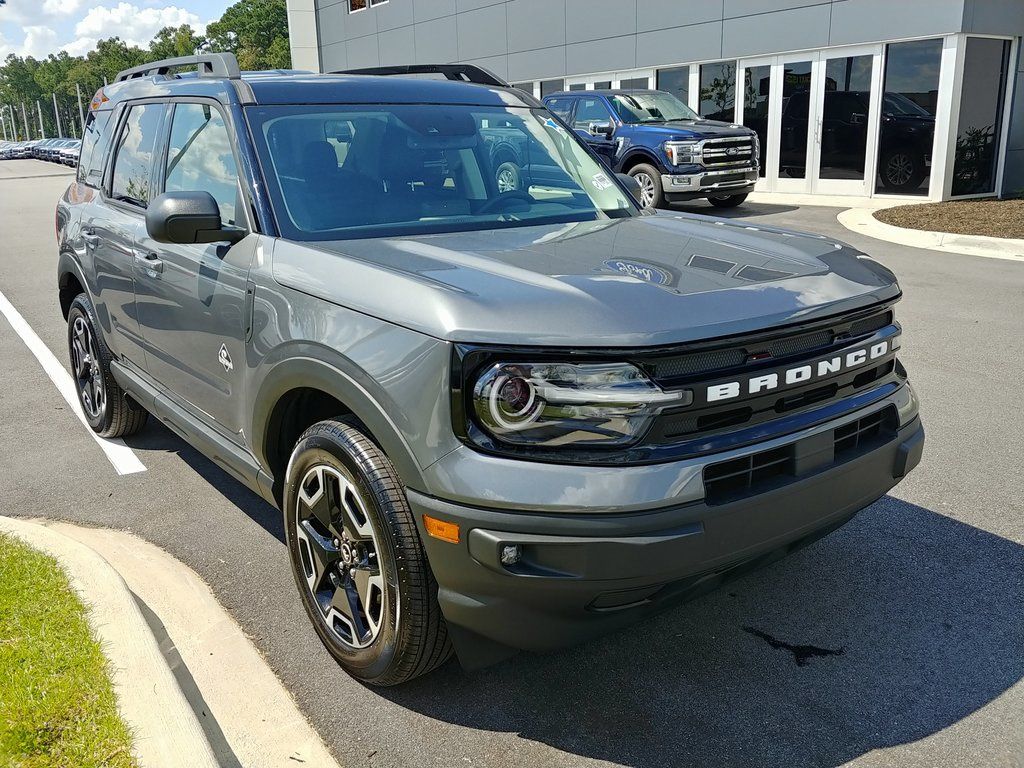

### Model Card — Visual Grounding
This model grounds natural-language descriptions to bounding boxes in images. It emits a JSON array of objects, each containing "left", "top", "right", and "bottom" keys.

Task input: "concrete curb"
[
  {"left": 837, "top": 207, "right": 1024, "bottom": 262},
  {"left": 0, "top": 516, "right": 220, "bottom": 768}
]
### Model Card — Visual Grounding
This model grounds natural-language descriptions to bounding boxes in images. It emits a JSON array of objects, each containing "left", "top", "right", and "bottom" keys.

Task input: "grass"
[
  {"left": 0, "top": 533, "right": 137, "bottom": 768},
  {"left": 874, "top": 199, "right": 1024, "bottom": 239}
]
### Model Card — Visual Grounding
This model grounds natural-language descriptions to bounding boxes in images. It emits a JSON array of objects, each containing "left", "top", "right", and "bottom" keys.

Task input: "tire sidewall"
[
  {"left": 284, "top": 432, "right": 406, "bottom": 680},
  {"left": 629, "top": 163, "right": 664, "bottom": 209},
  {"left": 67, "top": 295, "right": 114, "bottom": 433},
  {"left": 495, "top": 160, "right": 521, "bottom": 192}
]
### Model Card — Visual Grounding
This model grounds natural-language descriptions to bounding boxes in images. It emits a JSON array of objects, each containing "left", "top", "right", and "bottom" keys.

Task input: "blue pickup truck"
[{"left": 540, "top": 89, "right": 758, "bottom": 209}]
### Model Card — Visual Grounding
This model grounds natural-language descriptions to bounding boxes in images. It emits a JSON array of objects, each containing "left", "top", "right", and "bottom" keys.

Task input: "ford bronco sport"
[{"left": 56, "top": 54, "right": 924, "bottom": 686}]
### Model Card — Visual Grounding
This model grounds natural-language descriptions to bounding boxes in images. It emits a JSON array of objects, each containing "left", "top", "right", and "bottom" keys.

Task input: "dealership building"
[{"left": 285, "top": 0, "right": 1023, "bottom": 201}]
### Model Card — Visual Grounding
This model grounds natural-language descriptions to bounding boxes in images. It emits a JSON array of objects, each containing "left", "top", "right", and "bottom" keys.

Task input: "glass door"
[
  {"left": 812, "top": 46, "right": 882, "bottom": 195},
  {"left": 774, "top": 54, "right": 817, "bottom": 193},
  {"left": 737, "top": 57, "right": 773, "bottom": 191}
]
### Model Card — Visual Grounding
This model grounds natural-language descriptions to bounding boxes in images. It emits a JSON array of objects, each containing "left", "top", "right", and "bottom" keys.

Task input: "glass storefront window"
[
  {"left": 952, "top": 37, "right": 1012, "bottom": 196},
  {"left": 656, "top": 66, "right": 688, "bottom": 106},
  {"left": 620, "top": 77, "right": 649, "bottom": 90},
  {"left": 875, "top": 39, "right": 941, "bottom": 195},
  {"left": 819, "top": 55, "right": 873, "bottom": 180},
  {"left": 700, "top": 61, "right": 736, "bottom": 122},
  {"left": 778, "top": 60, "right": 813, "bottom": 179},
  {"left": 594, "top": 80, "right": 611, "bottom": 90},
  {"left": 741, "top": 65, "right": 770, "bottom": 177},
  {"left": 540, "top": 79, "right": 565, "bottom": 98},
  {"left": 568, "top": 83, "right": 586, "bottom": 91}
]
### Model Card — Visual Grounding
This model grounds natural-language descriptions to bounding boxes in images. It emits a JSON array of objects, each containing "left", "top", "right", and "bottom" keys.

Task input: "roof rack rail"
[
  {"left": 114, "top": 53, "right": 241, "bottom": 83},
  {"left": 331, "top": 64, "right": 509, "bottom": 88}
]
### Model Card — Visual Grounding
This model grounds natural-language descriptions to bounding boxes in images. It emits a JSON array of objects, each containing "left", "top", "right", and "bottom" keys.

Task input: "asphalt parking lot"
[{"left": 1, "top": 158, "right": 1021, "bottom": 768}]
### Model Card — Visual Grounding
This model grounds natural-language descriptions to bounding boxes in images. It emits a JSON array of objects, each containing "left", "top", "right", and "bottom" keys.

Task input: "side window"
[
  {"left": 573, "top": 98, "right": 613, "bottom": 130},
  {"left": 110, "top": 103, "right": 164, "bottom": 207},
  {"left": 77, "top": 110, "right": 113, "bottom": 187},
  {"left": 545, "top": 98, "right": 573, "bottom": 121},
  {"left": 164, "top": 103, "right": 240, "bottom": 226}
]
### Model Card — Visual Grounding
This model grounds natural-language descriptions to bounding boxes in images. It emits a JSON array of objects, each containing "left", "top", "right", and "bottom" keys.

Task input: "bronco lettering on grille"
[{"left": 706, "top": 339, "right": 894, "bottom": 402}]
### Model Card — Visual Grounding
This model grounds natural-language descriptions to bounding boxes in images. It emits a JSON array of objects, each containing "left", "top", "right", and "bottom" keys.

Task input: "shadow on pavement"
[
  {"left": 125, "top": 422, "right": 285, "bottom": 543},
  {"left": 380, "top": 496, "right": 1022, "bottom": 767}
]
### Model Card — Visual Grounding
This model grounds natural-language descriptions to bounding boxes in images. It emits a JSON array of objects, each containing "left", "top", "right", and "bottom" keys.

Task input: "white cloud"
[
  {"left": 74, "top": 3, "right": 206, "bottom": 49},
  {"left": 0, "top": 26, "right": 60, "bottom": 59},
  {"left": 42, "top": 0, "right": 88, "bottom": 16}
]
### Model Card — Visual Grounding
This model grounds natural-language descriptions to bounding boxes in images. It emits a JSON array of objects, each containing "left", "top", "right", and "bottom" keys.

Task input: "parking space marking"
[{"left": 0, "top": 289, "right": 146, "bottom": 475}]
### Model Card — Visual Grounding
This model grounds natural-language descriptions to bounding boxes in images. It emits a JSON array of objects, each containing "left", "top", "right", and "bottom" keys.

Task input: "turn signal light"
[{"left": 423, "top": 515, "right": 460, "bottom": 544}]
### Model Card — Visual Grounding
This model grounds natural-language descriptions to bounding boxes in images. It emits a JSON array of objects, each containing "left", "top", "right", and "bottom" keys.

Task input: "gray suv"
[{"left": 56, "top": 54, "right": 924, "bottom": 685}]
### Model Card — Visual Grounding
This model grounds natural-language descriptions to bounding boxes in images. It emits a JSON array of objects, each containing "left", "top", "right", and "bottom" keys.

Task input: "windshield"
[
  {"left": 246, "top": 104, "right": 637, "bottom": 240},
  {"left": 882, "top": 92, "right": 932, "bottom": 117},
  {"left": 610, "top": 91, "right": 700, "bottom": 123}
]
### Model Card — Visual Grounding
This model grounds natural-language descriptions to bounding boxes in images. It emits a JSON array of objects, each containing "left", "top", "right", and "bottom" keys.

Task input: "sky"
[{"left": 0, "top": 0, "right": 234, "bottom": 60}]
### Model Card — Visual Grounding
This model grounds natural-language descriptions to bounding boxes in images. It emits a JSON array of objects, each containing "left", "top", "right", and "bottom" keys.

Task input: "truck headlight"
[
  {"left": 471, "top": 361, "right": 684, "bottom": 447},
  {"left": 664, "top": 141, "right": 700, "bottom": 166}
]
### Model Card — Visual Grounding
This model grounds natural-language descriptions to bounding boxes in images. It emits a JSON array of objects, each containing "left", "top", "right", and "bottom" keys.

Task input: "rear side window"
[
  {"left": 163, "top": 103, "right": 241, "bottom": 226},
  {"left": 110, "top": 103, "right": 164, "bottom": 208},
  {"left": 77, "top": 110, "right": 113, "bottom": 187}
]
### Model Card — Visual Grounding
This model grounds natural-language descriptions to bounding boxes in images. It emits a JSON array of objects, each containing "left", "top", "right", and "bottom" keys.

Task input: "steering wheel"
[{"left": 478, "top": 190, "right": 534, "bottom": 215}]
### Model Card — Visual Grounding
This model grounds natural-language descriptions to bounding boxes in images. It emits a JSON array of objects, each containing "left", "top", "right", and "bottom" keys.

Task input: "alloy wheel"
[
  {"left": 294, "top": 464, "right": 387, "bottom": 650},
  {"left": 633, "top": 171, "right": 656, "bottom": 207},
  {"left": 886, "top": 153, "right": 914, "bottom": 187},
  {"left": 496, "top": 166, "right": 518, "bottom": 193},
  {"left": 70, "top": 315, "right": 104, "bottom": 419}
]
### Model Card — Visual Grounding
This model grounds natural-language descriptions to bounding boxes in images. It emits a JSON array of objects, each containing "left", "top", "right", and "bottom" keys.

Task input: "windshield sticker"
[
  {"left": 543, "top": 117, "right": 561, "bottom": 130},
  {"left": 591, "top": 172, "right": 612, "bottom": 190}
]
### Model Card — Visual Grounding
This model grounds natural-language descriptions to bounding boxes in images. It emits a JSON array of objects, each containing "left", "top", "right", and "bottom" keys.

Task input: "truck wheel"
[
  {"left": 878, "top": 148, "right": 926, "bottom": 191},
  {"left": 284, "top": 419, "right": 451, "bottom": 686},
  {"left": 495, "top": 161, "right": 521, "bottom": 193},
  {"left": 708, "top": 194, "right": 748, "bottom": 209},
  {"left": 628, "top": 164, "right": 664, "bottom": 208},
  {"left": 66, "top": 293, "right": 148, "bottom": 438}
]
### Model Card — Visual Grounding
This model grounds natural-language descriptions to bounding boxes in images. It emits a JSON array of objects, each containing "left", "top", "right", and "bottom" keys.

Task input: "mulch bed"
[{"left": 874, "top": 199, "right": 1024, "bottom": 240}]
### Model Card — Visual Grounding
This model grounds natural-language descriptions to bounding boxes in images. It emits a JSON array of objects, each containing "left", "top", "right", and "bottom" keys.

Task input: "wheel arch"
[
  {"left": 252, "top": 356, "right": 426, "bottom": 508},
  {"left": 619, "top": 149, "right": 663, "bottom": 174},
  {"left": 57, "top": 251, "right": 89, "bottom": 319}
]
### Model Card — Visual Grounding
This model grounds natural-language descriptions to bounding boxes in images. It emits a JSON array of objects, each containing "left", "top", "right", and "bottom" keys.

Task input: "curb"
[
  {"left": 0, "top": 516, "right": 220, "bottom": 768},
  {"left": 837, "top": 207, "right": 1024, "bottom": 262},
  {"left": 0, "top": 517, "right": 341, "bottom": 768}
]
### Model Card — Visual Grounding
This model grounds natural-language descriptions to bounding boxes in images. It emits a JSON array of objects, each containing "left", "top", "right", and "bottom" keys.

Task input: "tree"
[
  {"left": 205, "top": 0, "right": 291, "bottom": 70},
  {"left": 149, "top": 25, "right": 205, "bottom": 61}
]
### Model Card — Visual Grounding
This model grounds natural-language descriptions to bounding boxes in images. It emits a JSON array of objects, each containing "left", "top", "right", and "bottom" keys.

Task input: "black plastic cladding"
[{"left": 451, "top": 299, "right": 903, "bottom": 466}]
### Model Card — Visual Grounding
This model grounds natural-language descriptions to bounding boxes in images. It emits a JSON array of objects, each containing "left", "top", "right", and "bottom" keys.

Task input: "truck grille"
[
  {"left": 703, "top": 406, "right": 898, "bottom": 504},
  {"left": 701, "top": 136, "right": 756, "bottom": 169}
]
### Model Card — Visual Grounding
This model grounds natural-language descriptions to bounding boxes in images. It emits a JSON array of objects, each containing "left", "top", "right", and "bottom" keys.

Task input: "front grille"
[
  {"left": 703, "top": 406, "right": 898, "bottom": 504},
  {"left": 701, "top": 136, "right": 756, "bottom": 169}
]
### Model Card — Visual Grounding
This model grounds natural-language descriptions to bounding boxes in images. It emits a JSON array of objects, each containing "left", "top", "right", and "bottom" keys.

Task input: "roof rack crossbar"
[
  {"left": 331, "top": 64, "right": 509, "bottom": 88},
  {"left": 114, "top": 53, "right": 241, "bottom": 83}
]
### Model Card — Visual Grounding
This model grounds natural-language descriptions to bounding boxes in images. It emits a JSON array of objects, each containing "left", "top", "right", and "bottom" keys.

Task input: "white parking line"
[{"left": 0, "top": 289, "right": 146, "bottom": 475}]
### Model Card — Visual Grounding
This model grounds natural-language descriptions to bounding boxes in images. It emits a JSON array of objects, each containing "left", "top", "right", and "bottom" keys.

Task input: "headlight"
[
  {"left": 471, "top": 361, "right": 684, "bottom": 447},
  {"left": 664, "top": 140, "right": 700, "bottom": 166}
]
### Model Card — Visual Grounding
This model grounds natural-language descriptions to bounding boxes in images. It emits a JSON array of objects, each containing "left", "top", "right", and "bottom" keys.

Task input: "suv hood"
[{"left": 272, "top": 213, "right": 899, "bottom": 347}]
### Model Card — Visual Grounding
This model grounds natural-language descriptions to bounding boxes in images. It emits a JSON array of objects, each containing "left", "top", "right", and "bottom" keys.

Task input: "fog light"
[
  {"left": 500, "top": 544, "right": 522, "bottom": 566},
  {"left": 671, "top": 176, "right": 694, "bottom": 187}
]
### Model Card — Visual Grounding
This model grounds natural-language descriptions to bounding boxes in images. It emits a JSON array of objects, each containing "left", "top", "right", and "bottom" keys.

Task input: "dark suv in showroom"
[
  {"left": 541, "top": 88, "right": 758, "bottom": 209},
  {"left": 57, "top": 55, "right": 923, "bottom": 685}
]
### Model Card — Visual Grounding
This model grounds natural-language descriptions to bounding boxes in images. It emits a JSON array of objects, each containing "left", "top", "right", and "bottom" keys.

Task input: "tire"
[
  {"left": 707, "top": 193, "right": 748, "bottom": 209},
  {"left": 284, "top": 419, "right": 451, "bottom": 686},
  {"left": 878, "top": 147, "right": 926, "bottom": 191},
  {"left": 628, "top": 163, "right": 665, "bottom": 208},
  {"left": 67, "top": 293, "right": 148, "bottom": 438},
  {"left": 495, "top": 161, "right": 521, "bottom": 193}
]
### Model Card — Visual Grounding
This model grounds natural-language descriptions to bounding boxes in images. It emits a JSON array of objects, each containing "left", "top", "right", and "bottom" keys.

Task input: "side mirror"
[
  {"left": 146, "top": 191, "right": 245, "bottom": 245},
  {"left": 590, "top": 122, "right": 614, "bottom": 138},
  {"left": 616, "top": 172, "right": 643, "bottom": 205}
]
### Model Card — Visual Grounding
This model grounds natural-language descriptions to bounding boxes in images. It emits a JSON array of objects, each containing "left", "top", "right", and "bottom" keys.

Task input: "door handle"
[{"left": 134, "top": 250, "right": 164, "bottom": 274}]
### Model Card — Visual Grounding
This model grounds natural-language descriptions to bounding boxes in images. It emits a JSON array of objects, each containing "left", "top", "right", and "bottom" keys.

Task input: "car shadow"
[
  {"left": 377, "top": 496, "right": 1022, "bottom": 767},
  {"left": 666, "top": 200, "right": 801, "bottom": 218},
  {"left": 124, "top": 421, "right": 285, "bottom": 544}
]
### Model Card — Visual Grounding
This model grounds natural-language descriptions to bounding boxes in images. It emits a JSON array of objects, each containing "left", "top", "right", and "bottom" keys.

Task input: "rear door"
[
  {"left": 133, "top": 99, "right": 253, "bottom": 443},
  {"left": 85, "top": 101, "right": 166, "bottom": 368}
]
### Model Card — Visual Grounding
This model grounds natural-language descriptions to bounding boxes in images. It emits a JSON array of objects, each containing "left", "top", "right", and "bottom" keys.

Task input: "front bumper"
[
  {"left": 411, "top": 394, "right": 923, "bottom": 668},
  {"left": 661, "top": 167, "right": 758, "bottom": 200}
]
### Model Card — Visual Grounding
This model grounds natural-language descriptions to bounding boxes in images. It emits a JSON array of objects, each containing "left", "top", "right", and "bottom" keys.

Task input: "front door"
[
  {"left": 133, "top": 101, "right": 253, "bottom": 443},
  {"left": 570, "top": 95, "right": 618, "bottom": 166}
]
